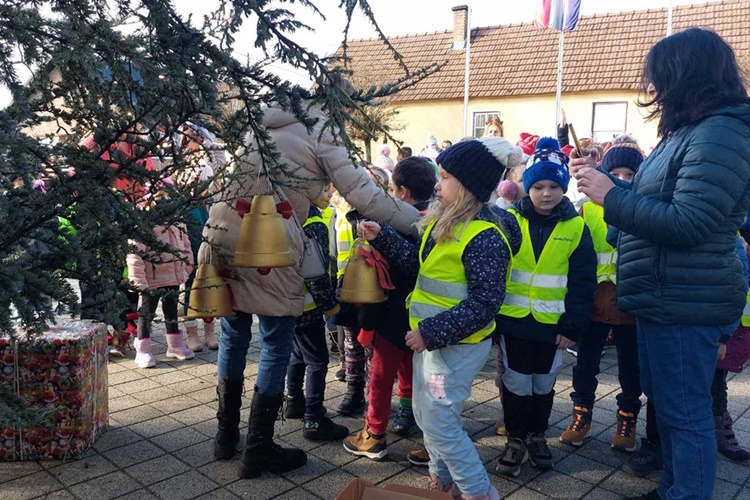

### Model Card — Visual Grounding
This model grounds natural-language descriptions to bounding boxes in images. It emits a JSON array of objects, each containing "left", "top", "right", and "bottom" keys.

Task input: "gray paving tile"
[
  {"left": 526, "top": 470, "right": 593, "bottom": 499},
  {"left": 308, "top": 440, "right": 360, "bottom": 467},
  {"left": 114, "top": 490, "right": 160, "bottom": 500},
  {"left": 554, "top": 453, "right": 615, "bottom": 485},
  {"left": 713, "top": 477, "right": 742, "bottom": 500},
  {"left": 599, "top": 470, "right": 659, "bottom": 497},
  {"left": 172, "top": 440, "right": 218, "bottom": 468},
  {"left": 150, "top": 426, "right": 210, "bottom": 452},
  {"left": 110, "top": 395, "right": 147, "bottom": 413},
  {"left": 150, "top": 395, "right": 204, "bottom": 414},
  {"left": 299, "top": 469, "right": 358, "bottom": 500},
  {"left": 198, "top": 489, "right": 242, "bottom": 500},
  {"left": 343, "top": 457, "right": 405, "bottom": 484},
  {"left": 128, "top": 415, "right": 185, "bottom": 438},
  {"left": 198, "top": 459, "right": 243, "bottom": 486},
  {"left": 505, "top": 486, "right": 552, "bottom": 499},
  {"left": 69, "top": 470, "right": 140, "bottom": 499},
  {"left": 151, "top": 370, "right": 195, "bottom": 386},
  {"left": 110, "top": 405, "right": 166, "bottom": 426},
  {"left": 170, "top": 405, "right": 217, "bottom": 426},
  {"left": 48, "top": 452, "right": 117, "bottom": 485},
  {"left": 93, "top": 426, "right": 144, "bottom": 452},
  {"left": 108, "top": 370, "right": 145, "bottom": 386},
  {"left": 226, "top": 472, "right": 296, "bottom": 499},
  {"left": 103, "top": 439, "right": 165, "bottom": 468},
  {"left": 280, "top": 453, "right": 336, "bottom": 486},
  {"left": 271, "top": 487, "right": 323, "bottom": 500},
  {"left": 0, "top": 461, "right": 42, "bottom": 484},
  {"left": 582, "top": 488, "right": 621, "bottom": 500},
  {"left": 715, "top": 455, "right": 750, "bottom": 485},
  {"left": 124, "top": 453, "right": 191, "bottom": 485},
  {"left": 0, "top": 470, "right": 63, "bottom": 500},
  {"left": 117, "top": 378, "right": 162, "bottom": 395},
  {"left": 134, "top": 385, "right": 182, "bottom": 404},
  {"left": 149, "top": 470, "right": 218, "bottom": 500}
]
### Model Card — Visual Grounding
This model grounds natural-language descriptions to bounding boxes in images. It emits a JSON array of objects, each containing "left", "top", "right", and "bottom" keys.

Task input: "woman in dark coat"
[{"left": 575, "top": 28, "right": 750, "bottom": 500}]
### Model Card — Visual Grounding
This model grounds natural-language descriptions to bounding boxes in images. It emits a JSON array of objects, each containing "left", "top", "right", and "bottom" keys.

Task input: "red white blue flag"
[{"left": 535, "top": 0, "right": 581, "bottom": 31}]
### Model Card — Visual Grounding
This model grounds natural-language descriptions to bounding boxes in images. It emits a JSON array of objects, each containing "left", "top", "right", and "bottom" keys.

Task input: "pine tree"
[{"left": 0, "top": 0, "right": 440, "bottom": 426}]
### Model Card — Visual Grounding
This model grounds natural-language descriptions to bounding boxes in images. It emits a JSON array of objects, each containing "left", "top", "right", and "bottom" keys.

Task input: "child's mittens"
[{"left": 357, "top": 329, "right": 375, "bottom": 347}]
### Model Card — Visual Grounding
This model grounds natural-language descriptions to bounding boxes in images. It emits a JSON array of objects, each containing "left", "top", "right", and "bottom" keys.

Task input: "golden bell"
[
  {"left": 339, "top": 244, "right": 387, "bottom": 304},
  {"left": 231, "top": 195, "right": 295, "bottom": 268},
  {"left": 185, "top": 264, "right": 233, "bottom": 319}
]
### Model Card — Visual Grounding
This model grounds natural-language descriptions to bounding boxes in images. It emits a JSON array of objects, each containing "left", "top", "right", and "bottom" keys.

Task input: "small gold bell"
[
  {"left": 232, "top": 195, "right": 295, "bottom": 268},
  {"left": 339, "top": 243, "right": 388, "bottom": 304},
  {"left": 185, "top": 264, "right": 233, "bottom": 319}
]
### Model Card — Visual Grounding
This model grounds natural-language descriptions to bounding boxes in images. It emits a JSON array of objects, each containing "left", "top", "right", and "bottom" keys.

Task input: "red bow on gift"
[{"left": 359, "top": 246, "right": 395, "bottom": 291}]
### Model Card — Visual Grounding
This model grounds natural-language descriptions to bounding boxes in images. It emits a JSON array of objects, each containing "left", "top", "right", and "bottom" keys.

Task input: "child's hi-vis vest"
[
  {"left": 582, "top": 202, "right": 617, "bottom": 284},
  {"left": 500, "top": 208, "right": 584, "bottom": 325},
  {"left": 408, "top": 219, "right": 510, "bottom": 344},
  {"left": 335, "top": 209, "right": 354, "bottom": 279},
  {"left": 742, "top": 292, "right": 750, "bottom": 327},
  {"left": 302, "top": 214, "right": 325, "bottom": 312}
]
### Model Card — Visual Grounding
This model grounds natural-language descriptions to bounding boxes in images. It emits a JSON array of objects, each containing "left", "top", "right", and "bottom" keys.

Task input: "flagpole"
[
  {"left": 554, "top": 29, "right": 564, "bottom": 130},
  {"left": 462, "top": 0, "right": 472, "bottom": 137},
  {"left": 666, "top": 0, "right": 674, "bottom": 36}
]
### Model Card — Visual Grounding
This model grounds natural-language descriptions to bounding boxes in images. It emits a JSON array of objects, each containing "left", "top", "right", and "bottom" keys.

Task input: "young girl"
[
  {"left": 357, "top": 137, "right": 521, "bottom": 500},
  {"left": 127, "top": 178, "right": 195, "bottom": 368},
  {"left": 495, "top": 138, "right": 596, "bottom": 477}
]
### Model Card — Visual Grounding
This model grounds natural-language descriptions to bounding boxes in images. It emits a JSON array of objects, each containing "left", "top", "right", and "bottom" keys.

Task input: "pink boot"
[
  {"left": 134, "top": 338, "right": 156, "bottom": 368},
  {"left": 203, "top": 320, "right": 219, "bottom": 350},
  {"left": 184, "top": 321, "right": 205, "bottom": 352},
  {"left": 165, "top": 331, "right": 195, "bottom": 361}
]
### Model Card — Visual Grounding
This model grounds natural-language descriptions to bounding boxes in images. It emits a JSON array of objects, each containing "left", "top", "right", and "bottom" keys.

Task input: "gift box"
[{"left": 0, "top": 320, "right": 108, "bottom": 461}]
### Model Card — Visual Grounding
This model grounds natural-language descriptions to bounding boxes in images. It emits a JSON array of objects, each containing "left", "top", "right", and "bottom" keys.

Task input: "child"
[
  {"left": 560, "top": 143, "right": 645, "bottom": 451},
  {"left": 344, "top": 156, "right": 436, "bottom": 460},
  {"left": 284, "top": 186, "right": 349, "bottom": 441},
  {"left": 495, "top": 138, "right": 596, "bottom": 477},
  {"left": 127, "top": 179, "right": 195, "bottom": 368},
  {"left": 357, "top": 138, "right": 522, "bottom": 500}
]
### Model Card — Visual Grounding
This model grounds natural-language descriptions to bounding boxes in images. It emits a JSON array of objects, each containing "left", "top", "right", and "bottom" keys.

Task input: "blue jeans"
[
  {"left": 413, "top": 340, "right": 492, "bottom": 497},
  {"left": 218, "top": 312, "right": 296, "bottom": 396},
  {"left": 637, "top": 320, "right": 725, "bottom": 500}
]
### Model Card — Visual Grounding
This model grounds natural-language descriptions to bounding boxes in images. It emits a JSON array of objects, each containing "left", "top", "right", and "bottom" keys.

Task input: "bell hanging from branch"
[
  {"left": 339, "top": 242, "right": 393, "bottom": 304},
  {"left": 185, "top": 264, "right": 233, "bottom": 319},
  {"left": 231, "top": 195, "right": 295, "bottom": 269}
]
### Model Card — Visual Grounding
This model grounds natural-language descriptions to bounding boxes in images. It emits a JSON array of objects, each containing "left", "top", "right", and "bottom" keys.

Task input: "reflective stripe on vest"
[
  {"left": 302, "top": 214, "right": 326, "bottom": 312},
  {"left": 500, "top": 209, "right": 584, "bottom": 325},
  {"left": 335, "top": 209, "right": 354, "bottom": 279},
  {"left": 582, "top": 202, "right": 617, "bottom": 284},
  {"left": 742, "top": 291, "right": 750, "bottom": 327},
  {"left": 408, "top": 219, "right": 511, "bottom": 344}
]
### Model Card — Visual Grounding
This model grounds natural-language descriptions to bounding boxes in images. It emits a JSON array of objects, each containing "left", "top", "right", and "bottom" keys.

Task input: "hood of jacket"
[{"left": 513, "top": 195, "right": 579, "bottom": 224}]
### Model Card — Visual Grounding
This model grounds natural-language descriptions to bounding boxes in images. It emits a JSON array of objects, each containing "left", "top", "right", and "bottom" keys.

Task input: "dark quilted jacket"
[{"left": 604, "top": 104, "right": 750, "bottom": 325}]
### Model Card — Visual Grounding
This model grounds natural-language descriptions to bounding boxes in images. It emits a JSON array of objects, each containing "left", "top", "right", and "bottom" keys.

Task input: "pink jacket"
[{"left": 127, "top": 223, "right": 193, "bottom": 291}]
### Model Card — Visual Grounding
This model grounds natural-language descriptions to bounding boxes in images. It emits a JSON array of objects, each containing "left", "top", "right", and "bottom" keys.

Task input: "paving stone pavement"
[{"left": 3, "top": 322, "right": 750, "bottom": 500}]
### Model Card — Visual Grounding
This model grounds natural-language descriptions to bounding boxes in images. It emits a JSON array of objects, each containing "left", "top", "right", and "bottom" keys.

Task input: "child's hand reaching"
[
  {"left": 556, "top": 334, "right": 575, "bottom": 351},
  {"left": 357, "top": 221, "right": 381, "bottom": 241},
  {"left": 406, "top": 328, "right": 426, "bottom": 352}
]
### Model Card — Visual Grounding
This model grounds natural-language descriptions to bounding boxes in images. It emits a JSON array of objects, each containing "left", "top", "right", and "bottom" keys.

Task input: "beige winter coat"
[
  {"left": 127, "top": 223, "right": 193, "bottom": 291},
  {"left": 198, "top": 106, "right": 420, "bottom": 317}
]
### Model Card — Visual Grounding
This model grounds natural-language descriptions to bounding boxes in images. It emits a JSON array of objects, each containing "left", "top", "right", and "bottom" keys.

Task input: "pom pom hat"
[
  {"left": 436, "top": 137, "right": 522, "bottom": 203},
  {"left": 522, "top": 137, "right": 570, "bottom": 193},
  {"left": 600, "top": 143, "right": 645, "bottom": 174}
]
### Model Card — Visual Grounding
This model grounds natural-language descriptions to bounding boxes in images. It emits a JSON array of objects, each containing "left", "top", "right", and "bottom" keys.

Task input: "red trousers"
[{"left": 366, "top": 334, "right": 413, "bottom": 435}]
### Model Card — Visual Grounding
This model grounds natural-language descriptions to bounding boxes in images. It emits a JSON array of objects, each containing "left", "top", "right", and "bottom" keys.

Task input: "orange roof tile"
[{"left": 337, "top": 0, "right": 750, "bottom": 101}]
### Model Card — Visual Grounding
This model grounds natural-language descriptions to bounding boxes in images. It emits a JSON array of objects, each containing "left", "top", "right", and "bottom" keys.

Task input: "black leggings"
[{"left": 137, "top": 286, "right": 179, "bottom": 339}]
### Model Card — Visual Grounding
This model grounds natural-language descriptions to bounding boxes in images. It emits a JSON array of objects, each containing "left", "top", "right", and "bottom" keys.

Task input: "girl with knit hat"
[
  {"left": 495, "top": 137, "right": 597, "bottom": 477},
  {"left": 357, "top": 137, "right": 522, "bottom": 500},
  {"left": 375, "top": 144, "right": 395, "bottom": 172},
  {"left": 560, "top": 142, "right": 645, "bottom": 452}
]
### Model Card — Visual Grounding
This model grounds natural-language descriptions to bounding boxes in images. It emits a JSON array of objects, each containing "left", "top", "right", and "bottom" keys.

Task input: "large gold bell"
[
  {"left": 231, "top": 195, "right": 295, "bottom": 268},
  {"left": 339, "top": 243, "right": 387, "bottom": 304},
  {"left": 185, "top": 264, "right": 233, "bottom": 319}
]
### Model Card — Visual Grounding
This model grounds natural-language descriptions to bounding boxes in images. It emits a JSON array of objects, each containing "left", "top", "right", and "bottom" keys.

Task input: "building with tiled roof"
[{"left": 340, "top": 1, "right": 750, "bottom": 152}]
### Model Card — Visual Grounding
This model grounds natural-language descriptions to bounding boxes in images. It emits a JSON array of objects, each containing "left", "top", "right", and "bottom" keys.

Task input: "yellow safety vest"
[
  {"left": 302, "top": 214, "right": 325, "bottom": 312},
  {"left": 409, "top": 219, "right": 510, "bottom": 344},
  {"left": 320, "top": 206, "right": 333, "bottom": 229},
  {"left": 582, "top": 202, "right": 617, "bottom": 284},
  {"left": 500, "top": 209, "right": 584, "bottom": 325},
  {"left": 335, "top": 208, "right": 354, "bottom": 279},
  {"left": 742, "top": 291, "right": 750, "bottom": 327}
]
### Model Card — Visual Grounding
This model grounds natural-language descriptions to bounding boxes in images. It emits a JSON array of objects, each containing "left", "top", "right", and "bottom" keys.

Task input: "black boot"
[
  {"left": 337, "top": 382, "right": 365, "bottom": 416},
  {"left": 303, "top": 409, "right": 349, "bottom": 441},
  {"left": 284, "top": 395, "right": 305, "bottom": 420},
  {"left": 238, "top": 386, "right": 307, "bottom": 479},
  {"left": 214, "top": 379, "right": 244, "bottom": 460}
]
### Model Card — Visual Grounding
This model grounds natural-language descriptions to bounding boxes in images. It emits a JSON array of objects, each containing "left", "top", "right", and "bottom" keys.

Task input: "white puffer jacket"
[{"left": 199, "top": 105, "right": 420, "bottom": 317}]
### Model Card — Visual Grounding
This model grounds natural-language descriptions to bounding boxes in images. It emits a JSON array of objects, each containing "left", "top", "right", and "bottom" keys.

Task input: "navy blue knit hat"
[
  {"left": 522, "top": 137, "right": 570, "bottom": 192},
  {"left": 436, "top": 137, "right": 522, "bottom": 202},
  {"left": 600, "top": 143, "right": 645, "bottom": 174}
]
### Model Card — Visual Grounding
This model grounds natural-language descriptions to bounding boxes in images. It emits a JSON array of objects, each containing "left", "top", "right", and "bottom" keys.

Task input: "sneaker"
[
  {"left": 343, "top": 427, "right": 387, "bottom": 461},
  {"left": 407, "top": 448, "right": 430, "bottom": 466},
  {"left": 328, "top": 330, "right": 340, "bottom": 356},
  {"left": 559, "top": 406, "right": 591, "bottom": 447},
  {"left": 337, "top": 383, "right": 365, "bottom": 416},
  {"left": 612, "top": 410, "right": 638, "bottom": 452},
  {"left": 623, "top": 490, "right": 662, "bottom": 500},
  {"left": 392, "top": 406, "right": 415, "bottom": 435},
  {"left": 284, "top": 396, "right": 305, "bottom": 420},
  {"left": 527, "top": 434, "right": 553, "bottom": 469},
  {"left": 495, "top": 437, "right": 528, "bottom": 477},
  {"left": 303, "top": 415, "right": 349, "bottom": 441},
  {"left": 623, "top": 438, "right": 662, "bottom": 477}
]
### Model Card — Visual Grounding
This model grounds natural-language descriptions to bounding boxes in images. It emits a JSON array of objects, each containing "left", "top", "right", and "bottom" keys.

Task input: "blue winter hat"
[{"left": 522, "top": 137, "right": 570, "bottom": 193}]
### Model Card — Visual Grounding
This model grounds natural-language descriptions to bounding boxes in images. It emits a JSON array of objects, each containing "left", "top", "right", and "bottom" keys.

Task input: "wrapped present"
[{"left": 0, "top": 320, "right": 108, "bottom": 461}]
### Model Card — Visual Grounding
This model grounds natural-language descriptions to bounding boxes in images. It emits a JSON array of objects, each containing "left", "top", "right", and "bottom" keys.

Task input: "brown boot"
[
  {"left": 611, "top": 410, "right": 638, "bottom": 452},
  {"left": 203, "top": 320, "right": 219, "bottom": 350},
  {"left": 559, "top": 406, "right": 591, "bottom": 447}
]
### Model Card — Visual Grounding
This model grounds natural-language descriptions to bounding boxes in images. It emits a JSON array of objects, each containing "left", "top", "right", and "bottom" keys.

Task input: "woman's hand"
[
  {"left": 406, "top": 328, "right": 427, "bottom": 353},
  {"left": 556, "top": 334, "right": 575, "bottom": 350},
  {"left": 718, "top": 343, "right": 727, "bottom": 361},
  {"left": 575, "top": 167, "right": 615, "bottom": 206},
  {"left": 357, "top": 221, "right": 381, "bottom": 241},
  {"left": 568, "top": 148, "right": 598, "bottom": 177}
]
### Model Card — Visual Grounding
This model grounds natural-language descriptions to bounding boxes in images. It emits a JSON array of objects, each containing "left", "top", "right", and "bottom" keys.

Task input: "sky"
[{"left": 0, "top": 0, "right": 720, "bottom": 107}]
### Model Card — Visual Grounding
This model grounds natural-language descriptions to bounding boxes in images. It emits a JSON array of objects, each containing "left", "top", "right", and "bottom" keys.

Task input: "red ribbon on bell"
[
  {"left": 275, "top": 200, "right": 293, "bottom": 220},
  {"left": 359, "top": 246, "right": 395, "bottom": 291},
  {"left": 236, "top": 198, "right": 251, "bottom": 217}
]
